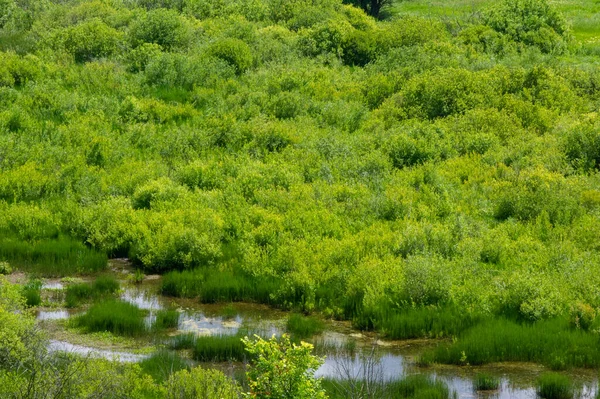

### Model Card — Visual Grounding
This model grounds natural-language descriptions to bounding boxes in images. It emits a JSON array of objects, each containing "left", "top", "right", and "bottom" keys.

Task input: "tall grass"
[
  {"left": 474, "top": 373, "right": 500, "bottom": 391},
  {"left": 153, "top": 309, "right": 179, "bottom": 330},
  {"left": 169, "top": 333, "right": 246, "bottom": 362},
  {"left": 353, "top": 305, "right": 482, "bottom": 340},
  {"left": 537, "top": 373, "right": 573, "bottom": 399},
  {"left": 73, "top": 300, "right": 146, "bottom": 336},
  {"left": 65, "top": 276, "right": 120, "bottom": 308},
  {"left": 0, "top": 236, "right": 107, "bottom": 277},
  {"left": 286, "top": 313, "right": 325, "bottom": 338},
  {"left": 429, "top": 318, "right": 600, "bottom": 369},
  {"left": 139, "top": 350, "right": 189, "bottom": 382},
  {"left": 323, "top": 375, "right": 455, "bottom": 399},
  {"left": 161, "top": 267, "right": 279, "bottom": 304},
  {"left": 23, "top": 279, "right": 42, "bottom": 307}
]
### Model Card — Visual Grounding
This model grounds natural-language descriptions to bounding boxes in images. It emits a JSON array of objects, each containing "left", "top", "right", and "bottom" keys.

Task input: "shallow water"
[
  {"left": 47, "top": 340, "right": 148, "bottom": 363},
  {"left": 37, "top": 310, "right": 70, "bottom": 321},
  {"left": 42, "top": 281, "right": 64, "bottom": 290},
  {"left": 41, "top": 277, "right": 600, "bottom": 399}
]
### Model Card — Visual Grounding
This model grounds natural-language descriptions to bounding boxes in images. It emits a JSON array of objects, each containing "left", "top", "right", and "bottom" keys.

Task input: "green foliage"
[
  {"left": 129, "top": 8, "right": 192, "bottom": 50},
  {"left": 387, "top": 375, "right": 454, "bottom": 399},
  {"left": 207, "top": 38, "right": 253, "bottom": 74},
  {"left": 65, "top": 275, "right": 120, "bottom": 308},
  {"left": 0, "top": 236, "right": 107, "bottom": 277},
  {"left": 165, "top": 366, "right": 241, "bottom": 399},
  {"left": 484, "top": 0, "right": 572, "bottom": 53},
  {"left": 537, "top": 373, "right": 573, "bottom": 399},
  {"left": 22, "top": 278, "right": 41, "bottom": 307},
  {"left": 429, "top": 318, "right": 600, "bottom": 369},
  {"left": 243, "top": 334, "right": 327, "bottom": 399},
  {"left": 286, "top": 313, "right": 325, "bottom": 338},
  {"left": 154, "top": 309, "right": 180, "bottom": 330},
  {"left": 59, "top": 19, "right": 122, "bottom": 63},
  {"left": 0, "top": 261, "right": 11, "bottom": 275},
  {"left": 473, "top": 374, "right": 500, "bottom": 391},
  {"left": 191, "top": 334, "right": 246, "bottom": 362},
  {"left": 139, "top": 350, "right": 189, "bottom": 382},
  {"left": 73, "top": 299, "right": 146, "bottom": 336}
]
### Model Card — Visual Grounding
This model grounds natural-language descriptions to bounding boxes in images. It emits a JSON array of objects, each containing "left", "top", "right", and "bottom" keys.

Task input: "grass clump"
[
  {"left": 139, "top": 350, "right": 189, "bottom": 383},
  {"left": 0, "top": 236, "right": 107, "bottom": 277},
  {"left": 474, "top": 373, "right": 500, "bottom": 391},
  {"left": 169, "top": 333, "right": 246, "bottom": 362},
  {"left": 153, "top": 309, "right": 179, "bottom": 330},
  {"left": 65, "top": 275, "right": 120, "bottom": 308},
  {"left": 73, "top": 299, "right": 146, "bottom": 337},
  {"left": 387, "top": 375, "right": 454, "bottom": 399},
  {"left": 161, "top": 267, "right": 279, "bottom": 305},
  {"left": 286, "top": 313, "right": 325, "bottom": 338},
  {"left": 537, "top": 373, "right": 573, "bottom": 399},
  {"left": 22, "top": 279, "right": 42, "bottom": 307},
  {"left": 429, "top": 318, "right": 600, "bottom": 369}
]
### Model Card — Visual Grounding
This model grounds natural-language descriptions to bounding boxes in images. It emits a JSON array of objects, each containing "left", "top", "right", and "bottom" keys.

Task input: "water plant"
[
  {"left": 73, "top": 300, "right": 146, "bottom": 337},
  {"left": 474, "top": 373, "right": 500, "bottom": 391},
  {"left": 169, "top": 333, "right": 246, "bottom": 362},
  {"left": 430, "top": 318, "right": 600, "bottom": 369},
  {"left": 286, "top": 313, "right": 325, "bottom": 339},
  {"left": 65, "top": 276, "right": 120, "bottom": 308},
  {"left": 0, "top": 236, "right": 107, "bottom": 277},
  {"left": 537, "top": 373, "right": 573, "bottom": 399},
  {"left": 22, "top": 278, "right": 42, "bottom": 307},
  {"left": 387, "top": 375, "right": 455, "bottom": 399},
  {"left": 153, "top": 309, "right": 179, "bottom": 330}
]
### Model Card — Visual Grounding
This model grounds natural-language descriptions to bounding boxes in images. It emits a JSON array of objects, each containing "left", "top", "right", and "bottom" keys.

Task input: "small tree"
[{"left": 242, "top": 334, "right": 327, "bottom": 399}]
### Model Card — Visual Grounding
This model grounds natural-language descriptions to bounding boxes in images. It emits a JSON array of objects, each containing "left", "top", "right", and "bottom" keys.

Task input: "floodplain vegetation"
[{"left": 2, "top": 0, "right": 600, "bottom": 396}]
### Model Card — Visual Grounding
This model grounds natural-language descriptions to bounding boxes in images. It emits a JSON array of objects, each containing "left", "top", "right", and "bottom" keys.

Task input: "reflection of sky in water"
[
  {"left": 48, "top": 340, "right": 147, "bottom": 363},
  {"left": 316, "top": 352, "right": 405, "bottom": 381},
  {"left": 37, "top": 310, "right": 70, "bottom": 321},
  {"left": 121, "top": 289, "right": 163, "bottom": 310},
  {"left": 42, "top": 282, "right": 64, "bottom": 290},
  {"left": 177, "top": 312, "right": 281, "bottom": 337}
]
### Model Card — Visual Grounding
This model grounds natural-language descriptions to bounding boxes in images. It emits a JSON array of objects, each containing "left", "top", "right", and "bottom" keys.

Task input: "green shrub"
[
  {"left": 60, "top": 19, "right": 121, "bottom": 63},
  {"left": 129, "top": 8, "right": 192, "bottom": 50},
  {"left": 537, "top": 373, "right": 573, "bottom": 399},
  {"left": 286, "top": 313, "right": 325, "bottom": 338},
  {"left": 484, "top": 0, "right": 571, "bottom": 53},
  {"left": 165, "top": 366, "right": 240, "bottom": 399},
  {"left": 474, "top": 374, "right": 500, "bottom": 391},
  {"left": 0, "top": 261, "right": 11, "bottom": 275},
  {"left": 207, "top": 38, "right": 253, "bottom": 74},
  {"left": 73, "top": 300, "right": 146, "bottom": 336}
]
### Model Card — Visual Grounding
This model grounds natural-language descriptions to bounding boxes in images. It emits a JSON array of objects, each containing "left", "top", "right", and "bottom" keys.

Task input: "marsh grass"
[
  {"left": 23, "top": 279, "right": 42, "bottom": 307},
  {"left": 324, "top": 375, "right": 455, "bottom": 399},
  {"left": 474, "top": 373, "right": 500, "bottom": 391},
  {"left": 286, "top": 313, "right": 325, "bottom": 338},
  {"left": 0, "top": 236, "right": 107, "bottom": 277},
  {"left": 353, "top": 305, "right": 482, "bottom": 340},
  {"left": 537, "top": 373, "right": 573, "bottom": 399},
  {"left": 153, "top": 309, "right": 179, "bottom": 330},
  {"left": 73, "top": 299, "right": 146, "bottom": 337},
  {"left": 139, "top": 350, "right": 189, "bottom": 382},
  {"left": 65, "top": 276, "right": 120, "bottom": 308},
  {"left": 430, "top": 318, "right": 600, "bottom": 368},
  {"left": 161, "top": 267, "right": 279, "bottom": 304},
  {"left": 169, "top": 333, "right": 246, "bottom": 362}
]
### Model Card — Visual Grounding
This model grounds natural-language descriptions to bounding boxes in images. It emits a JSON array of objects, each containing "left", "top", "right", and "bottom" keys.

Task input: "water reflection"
[
  {"left": 37, "top": 310, "right": 70, "bottom": 321},
  {"left": 48, "top": 340, "right": 148, "bottom": 363},
  {"left": 42, "top": 281, "right": 64, "bottom": 290}
]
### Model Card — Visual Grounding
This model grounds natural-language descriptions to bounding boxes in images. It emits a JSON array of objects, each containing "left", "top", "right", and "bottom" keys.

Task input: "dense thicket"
[{"left": 0, "top": 0, "right": 599, "bottom": 328}]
